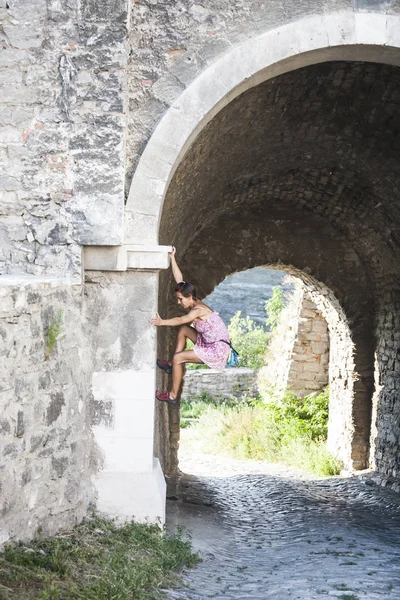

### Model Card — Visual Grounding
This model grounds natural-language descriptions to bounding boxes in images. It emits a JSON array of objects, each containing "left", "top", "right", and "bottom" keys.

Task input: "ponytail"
[{"left": 175, "top": 281, "right": 197, "bottom": 299}]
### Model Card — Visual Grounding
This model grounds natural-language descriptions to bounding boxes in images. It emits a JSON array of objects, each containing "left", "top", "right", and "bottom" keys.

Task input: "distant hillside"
[{"left": 204, "top": 267, "right": 295, "bottom": 327}]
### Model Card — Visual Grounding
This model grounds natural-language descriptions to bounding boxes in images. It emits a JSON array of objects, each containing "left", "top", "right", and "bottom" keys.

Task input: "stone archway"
[
  {"left": 121, "top": 13, "right": 400, "bottom": 488},
  {"left": 124, "top": 11, "right": 400, "bottom": 245},
  {"left": 87, "top": 10, "right": 400, "bottom": 522},
  {"left": 156, "top": 205, "right": 373, "bottom": 474}
]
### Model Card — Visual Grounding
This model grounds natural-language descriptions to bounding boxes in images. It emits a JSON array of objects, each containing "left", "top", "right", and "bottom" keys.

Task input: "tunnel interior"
[{"left": 156, "top": 61, "right": 400, "bottom": 478}]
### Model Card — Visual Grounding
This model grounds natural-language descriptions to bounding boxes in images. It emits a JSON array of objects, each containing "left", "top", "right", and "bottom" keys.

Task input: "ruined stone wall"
[
  {"left": 288, "top": 294, "right": 330, "bottom": 397},
  {"left": 0, "top": 278, "right": 94, "bottom": 544},
  {"left": 258, "top": 287, "right": 329, "bottom": 398},
  {"left": 182, "top": 368, "right": 258, "bottom": 402}
]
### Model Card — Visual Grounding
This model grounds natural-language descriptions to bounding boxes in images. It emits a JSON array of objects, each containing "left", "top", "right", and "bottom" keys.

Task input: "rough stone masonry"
[{"left": 2, "top": 0, "right": 400, "bottom": 542}]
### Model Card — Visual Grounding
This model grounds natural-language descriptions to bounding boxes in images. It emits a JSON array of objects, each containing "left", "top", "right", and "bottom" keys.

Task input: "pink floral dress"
[{"left": 192, "top": 312, "right": 230, "bottom": 371}]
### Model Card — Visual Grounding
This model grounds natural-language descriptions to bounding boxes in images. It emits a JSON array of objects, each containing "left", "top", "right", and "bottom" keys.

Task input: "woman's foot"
[
  {"left": 157, "top": 359, "right": 172, "bottom": 374},
  {"left": 156, "top": 391, "right": 177, "bottom": 405}
]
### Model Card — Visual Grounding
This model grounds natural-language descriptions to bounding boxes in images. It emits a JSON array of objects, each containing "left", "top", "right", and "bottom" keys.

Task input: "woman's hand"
[
  {"left": 169, "top": 246, "right": 184, "bottom": 282},
  {"left": 150, "top": 313, "right": 163, "bottom": 326}
]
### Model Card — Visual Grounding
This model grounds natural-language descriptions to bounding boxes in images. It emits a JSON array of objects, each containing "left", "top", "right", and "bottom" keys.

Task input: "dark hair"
[{"left": 175, "top": 281, "right": 197, "bottom": 299}]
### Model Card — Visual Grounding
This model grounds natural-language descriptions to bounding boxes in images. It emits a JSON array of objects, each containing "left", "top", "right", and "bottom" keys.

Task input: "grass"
[
  {"left": 0, "top": 515, "right": 199, "bottom": 599},
  {"left": 45, "top": 310, "right": 63, "bottom": 360},
  {"left": 180, "top": 388, "right": 343, "bottom": 477}
]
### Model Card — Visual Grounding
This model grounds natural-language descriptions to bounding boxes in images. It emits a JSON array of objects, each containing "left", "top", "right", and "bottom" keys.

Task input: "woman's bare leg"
[
  {"left": 170, "top": 349, "right": 203, "bottom": 399},
  {"left": 170, "top": 325, "right": 198, "bottom": 360}
]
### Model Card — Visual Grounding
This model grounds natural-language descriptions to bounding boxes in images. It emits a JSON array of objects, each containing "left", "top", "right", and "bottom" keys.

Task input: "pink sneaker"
[
  {"left": 157, "top": 359, "right": 172, "bottom": 374},
  {"left": 156, "top": 391, "right": 177, "bottom": 405}
]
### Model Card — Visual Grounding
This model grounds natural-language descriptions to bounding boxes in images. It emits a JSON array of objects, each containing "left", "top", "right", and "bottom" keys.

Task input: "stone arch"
[
  {"left": 179, "top": 264, "right": 365, "bottom": 470},
  {"left": 155, "top": 205, "right": 374, "bottom": 474},
  {"left": 124, "top": 11, "right": 400, "bottom": 244},
  {"left": 125, "top": 10, "right": 400, "bottom": 484}
]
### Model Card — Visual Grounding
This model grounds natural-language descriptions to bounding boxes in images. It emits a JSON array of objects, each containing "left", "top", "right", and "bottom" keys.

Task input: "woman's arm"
[
  {"left": 150, "top": 307, "right": 207, "bottom": 327},
  {"left": 170, "top": 247, "right": 184, "bottom": 283}
]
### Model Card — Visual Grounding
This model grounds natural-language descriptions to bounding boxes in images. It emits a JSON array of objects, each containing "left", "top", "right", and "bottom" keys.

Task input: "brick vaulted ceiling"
[{"left": 160, "top": 61, "right": 400, "bottom": 302}]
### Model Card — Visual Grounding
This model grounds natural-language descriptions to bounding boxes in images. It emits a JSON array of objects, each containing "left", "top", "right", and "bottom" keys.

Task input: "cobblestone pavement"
[{"left": 165, "top": 451, "right": 400, "bottom": 599}]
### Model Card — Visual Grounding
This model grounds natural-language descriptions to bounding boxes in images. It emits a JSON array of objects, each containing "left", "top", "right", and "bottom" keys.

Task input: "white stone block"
[
  {"left": 324, "top": 12, "right": 356, "bottom": 48},
  {"left": 95, "top": 458, "right": 166, "bottom": 524},
  {"left": 95, "top": 435, "right": 154, "bottom": 473},
  {"left": 96, "top": 397, "right": 155, "bottom": 439},
  {"left": 355, "top": 13, "right": 387, "bottom": 47},
  {"left": 126, "top": 246, "right": 171, "bottom": 270},
  {"left": 93, "top": 370, "right": 155, "bottom": 402},
  {"left": 385, "top": 16, "right": 400, "bottom": 58}
]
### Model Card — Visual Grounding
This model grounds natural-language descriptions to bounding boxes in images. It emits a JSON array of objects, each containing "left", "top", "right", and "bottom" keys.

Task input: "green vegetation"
[
  {"left": 227, "top": 311, "right": 270, "bottom": 369},
  {"left": 180, "top": 392, "right": 239, "bottom": 427},
  {"left": 265, "top": 287, "right": 285, "bottom": 329},
  {"left": 180, "top": 387, "right": 342, "bottom": 477},
  {"left": 0, "top": 516, "right": 199, "bottom": 600},
  {"left": 45, "top": 310, "right": 63, "bottom": 360}
]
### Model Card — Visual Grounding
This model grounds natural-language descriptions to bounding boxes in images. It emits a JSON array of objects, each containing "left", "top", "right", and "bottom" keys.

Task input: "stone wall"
[
  {"left": 182, "top": 368, "right": 258, "bottom": 402},
  {"left": 1, "top": 0, "right": 128, "bottom": 279},
  {"left": 0, "top": 278, "right": 94, "bottom": 544},
  {"left": 259, "top": 286, "right": 329, "bottom": 398}
]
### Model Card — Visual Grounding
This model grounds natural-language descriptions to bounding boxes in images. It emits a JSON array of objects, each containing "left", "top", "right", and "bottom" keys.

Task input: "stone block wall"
[
  {"left": 287, "top": 296, "right": 329, "bottom": 397},
  {"left": 1, "top": 0, "right": 128, "bottom": 280},
  {"left": 181, "top": 368, "right": 258, "bottom": 402},
  {"left": 259, "top": 286, "right": 329, "bottom": 399},
  {"left": 0, "top": 278, "right": 94, "bottom": 545}
]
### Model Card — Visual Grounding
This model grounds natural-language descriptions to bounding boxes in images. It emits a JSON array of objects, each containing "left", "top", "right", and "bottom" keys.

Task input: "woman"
[{"left": 150, "top": 247, "right": 230, "bottom": 404}]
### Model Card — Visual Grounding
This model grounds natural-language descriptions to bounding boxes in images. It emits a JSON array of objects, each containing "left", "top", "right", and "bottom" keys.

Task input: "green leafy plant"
[
  {"left": 45, "top": 310, "right": 64, "bottom": 360},
  {"left": 265, "top": 286, "right": 285, "bottom": 329},
  {"left": 227, "top": 311, "right": 270, "bottom": 369}
]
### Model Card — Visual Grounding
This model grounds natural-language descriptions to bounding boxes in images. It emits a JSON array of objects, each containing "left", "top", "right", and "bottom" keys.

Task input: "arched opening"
[
  {"left": 157, "top": 251, "right": 371, "bottom": 475},
  {"left": 175, "top": 266, "right": 354, "bottom": 474},
  {"left": 152, "top": 57, "right": 400, "bottom": 476}
]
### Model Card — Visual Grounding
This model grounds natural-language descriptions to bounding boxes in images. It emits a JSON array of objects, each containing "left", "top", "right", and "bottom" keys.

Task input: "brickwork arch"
[{"left": 156, "top": 209, "right": 373, "bottom": 474}]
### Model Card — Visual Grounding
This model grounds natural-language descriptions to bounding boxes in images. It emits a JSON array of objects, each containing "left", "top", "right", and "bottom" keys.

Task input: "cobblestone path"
[{"left": 165, "top": 452, "right": 400, "bottom": 599}]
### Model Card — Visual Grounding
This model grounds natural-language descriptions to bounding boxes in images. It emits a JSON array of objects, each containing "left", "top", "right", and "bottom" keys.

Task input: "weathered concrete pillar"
[{"left": 84, "top": 246, "right": 170, "bottom": 523}]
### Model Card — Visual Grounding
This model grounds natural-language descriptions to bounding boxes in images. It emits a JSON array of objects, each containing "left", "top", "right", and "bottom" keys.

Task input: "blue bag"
[{"left": 220, "top": 340, "right": 239, "bottom": 367}]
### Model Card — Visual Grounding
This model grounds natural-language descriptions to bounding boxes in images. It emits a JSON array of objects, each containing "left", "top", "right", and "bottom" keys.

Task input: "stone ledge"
[{"left": 83, "top": 245, "right": 173, "bottom": 271}]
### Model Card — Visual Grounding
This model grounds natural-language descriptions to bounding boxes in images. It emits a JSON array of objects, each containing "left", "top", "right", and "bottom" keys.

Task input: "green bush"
[
  {"left": 265, "top": 286, "right": 285, "bottom": 329},
  {"left": 182, "top": 387, "right": 342, "bottom": 477},
  {"left": 227, "top": 311, "right": 270, "bottom": 369},
  {"left": 186, "top": 286, "right": 286, "bottom": 370}
]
